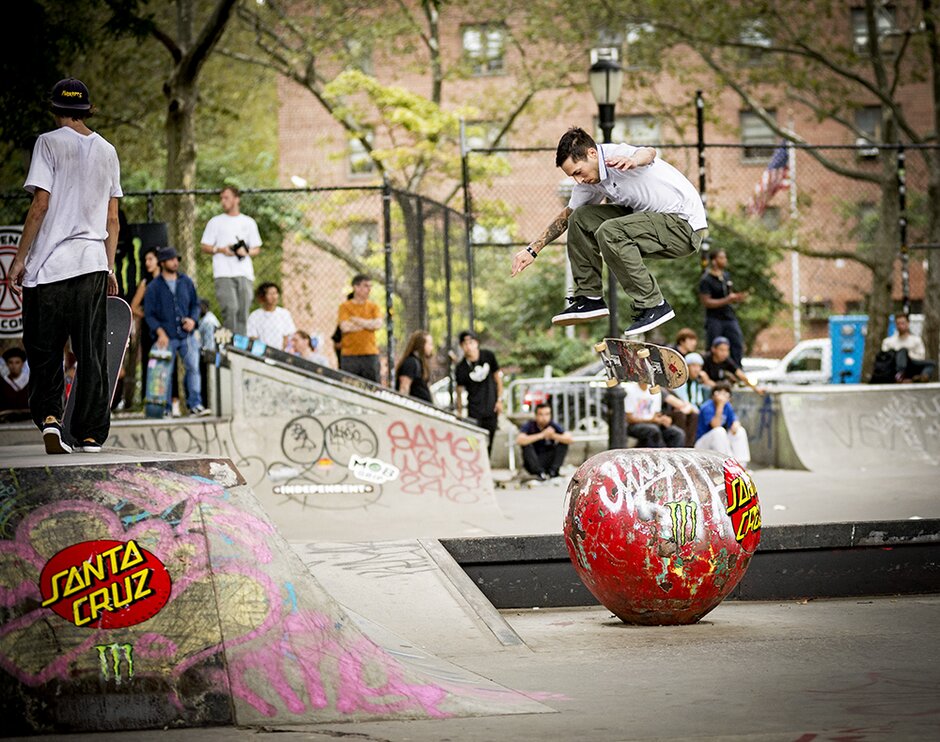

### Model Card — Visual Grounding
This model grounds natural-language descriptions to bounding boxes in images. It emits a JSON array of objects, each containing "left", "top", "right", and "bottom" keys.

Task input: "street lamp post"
[{"left": 589, "top": 58, "right": 627, "bottom": 450}]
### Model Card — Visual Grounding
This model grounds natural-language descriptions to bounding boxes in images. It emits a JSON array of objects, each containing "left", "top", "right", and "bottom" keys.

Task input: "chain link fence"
[
  {"left": 465, "top": 142, "right": 936, "bottom": 359},
  {"left": 0, "top": 185, "right": 470, "bottom": 403}
]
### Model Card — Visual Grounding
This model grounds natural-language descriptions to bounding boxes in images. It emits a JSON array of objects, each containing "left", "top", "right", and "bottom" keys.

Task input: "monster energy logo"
[
  {"left": 666, "top": 501, "right": 697, "bottom": 546},
  {"left": 95, "top": 643, "right": 134, "bottom": 684}
]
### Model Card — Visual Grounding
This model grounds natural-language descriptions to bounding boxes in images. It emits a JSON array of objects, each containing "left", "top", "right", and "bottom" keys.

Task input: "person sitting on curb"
[
  {"left": 693, "top": 381, "right": 751, "bottom": 468},
  {"left": 703, "top": 336, "right": 764, "bottom": 395},
  {"left": 516, "top": 402, "right": 573, "bottom": 482},
  {"left": 625, "top": 381, "right": 685, "bottom": 448}
]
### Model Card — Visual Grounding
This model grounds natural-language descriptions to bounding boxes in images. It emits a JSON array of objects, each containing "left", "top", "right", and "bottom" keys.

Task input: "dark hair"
[
  {"left": 675, "top": 327, "right": 698, "bottom": 345},
  {"left": 256, "top": 281, "right": 279, "bottom": 299},
  {"left": 534, "top": 402, "right": 552, "bottom": 413},
  {"left": 50, "top": 105, "right": 93, "bottom": 120},
  {"left": 294, "top": 329, "right": 315, "bottom": 350},
  {"left": 555, "top": 127, "right": 597, "bottom": 167},
  {"left": 2, "top": 347, "right": 26, "bottom": 362},
  {"left": 458, "top": 330, "right": 477, "bottom": 345},
  {"left": 351, "top": 273, "right": 371, "bottom": 286},
  {"left": 712, "top": 380, "right": 733, "bottom": 397},
  {"left": 221, "top": 185, "right": 240, "bottom": 198},
  {"left": 708, "top": 248, "right": 726, "bottom": 263},
  {"left": 395, "top": 330, "right": 431, "bottom": 382}
]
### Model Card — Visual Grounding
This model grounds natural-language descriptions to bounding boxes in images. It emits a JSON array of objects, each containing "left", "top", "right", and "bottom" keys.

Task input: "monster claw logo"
[
  {"left": 39, "top": 540, "right": 172, "bottom": 628},
  {"left": 666, "top": 500, "right": 697, "bottom": 546},
  {"left": 95, "top": 643, "right": 134, "bottom": 685}
]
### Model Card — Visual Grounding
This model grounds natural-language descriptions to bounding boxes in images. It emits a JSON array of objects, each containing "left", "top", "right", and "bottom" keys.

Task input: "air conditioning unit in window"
[
  {"left": 855, "top": 137, "right": 879, "bottom": 158},
  {"left": 590, "top": 47, "right": 620, "bottom": 64}
]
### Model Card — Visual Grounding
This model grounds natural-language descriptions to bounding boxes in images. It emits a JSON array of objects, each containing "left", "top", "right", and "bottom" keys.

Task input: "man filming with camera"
[{"left": 200, "top": 185, "right": 262, "bottom": 336}]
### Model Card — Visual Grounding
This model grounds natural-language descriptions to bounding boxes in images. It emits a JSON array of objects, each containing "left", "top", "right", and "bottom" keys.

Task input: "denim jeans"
[{"left": 166, "top": 334, "right": 203, "bottom": 410}]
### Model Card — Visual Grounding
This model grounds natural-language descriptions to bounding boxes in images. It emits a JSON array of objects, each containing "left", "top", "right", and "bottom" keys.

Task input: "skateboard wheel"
[
  {"left": 606, "top": 378, "right": 619, "bottom": 388},
  {"left": 637, "top": 348, "right": 650, "bottom": 359},
  {"left": 593, "top": 341, "right": 608, "bottom": 353},
  {"left": 649, "top": 385, "right": 660, "bottom": 395}
]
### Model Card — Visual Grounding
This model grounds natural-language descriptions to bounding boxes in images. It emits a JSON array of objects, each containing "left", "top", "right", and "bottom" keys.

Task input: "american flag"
[{"left": 747, "top": 143, "right": 790, "bottom": 217}]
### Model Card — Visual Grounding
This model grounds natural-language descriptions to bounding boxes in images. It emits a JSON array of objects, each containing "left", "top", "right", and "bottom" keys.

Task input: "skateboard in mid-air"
[
  {"left": 594, "top": 338, "right": 689, "bottom": 394},
  {"left": 62, "top": 296, "right": 133, "bottom": 445},
  {"left": 144, "top": 346, "right": 174, "bottom": 418}
]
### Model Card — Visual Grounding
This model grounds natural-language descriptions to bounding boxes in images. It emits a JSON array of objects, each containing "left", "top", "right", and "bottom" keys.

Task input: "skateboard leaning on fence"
[
  {"left": 62, "top": 296, "right": 133, "bottom": 446},
  {"left": 594, "top": 338, "right": 689, "bottom": 394}
]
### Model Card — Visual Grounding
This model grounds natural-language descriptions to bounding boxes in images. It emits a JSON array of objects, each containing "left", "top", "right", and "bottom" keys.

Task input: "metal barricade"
[{"left": 505, "top": 375, "right": 609, "bottom": 471}]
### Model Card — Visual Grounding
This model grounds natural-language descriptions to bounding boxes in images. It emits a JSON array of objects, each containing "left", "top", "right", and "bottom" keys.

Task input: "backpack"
[{"left": 869, "top": 350, "right": 898, "bottom": 384}]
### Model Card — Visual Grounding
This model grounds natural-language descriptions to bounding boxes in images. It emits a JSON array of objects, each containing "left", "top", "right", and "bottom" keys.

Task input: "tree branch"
[{"left": 181, "top": 0, "right": 238, "bottom": 81}]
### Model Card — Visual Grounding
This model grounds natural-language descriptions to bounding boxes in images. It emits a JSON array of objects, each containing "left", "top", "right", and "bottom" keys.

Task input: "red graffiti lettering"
[{"left": 387, "top": 421, "right": 484, "bottom": 503}]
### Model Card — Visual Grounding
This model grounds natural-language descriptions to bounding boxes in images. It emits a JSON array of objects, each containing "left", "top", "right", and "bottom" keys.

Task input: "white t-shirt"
[
  {"left": 247, "top": 306, "right": 296, "bottom": 349},
  {"left": 200, "top": 213, "right": 262, "bottom": 280},
  {"left": 882, "top": 332, "right": 926, "bottom": 360},
  {"left": 568, "top": 143, "right": 708, "bottom": 231},
  {"left": 22, "top": 127, "right": 122, "bottom": 287},
  {"left": 624, "top": 382, "right": 662, "bottom": 420}
]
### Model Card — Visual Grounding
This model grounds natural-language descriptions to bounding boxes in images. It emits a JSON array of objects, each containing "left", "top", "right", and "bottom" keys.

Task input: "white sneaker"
[
  {"left": 171, "top": 400, "right": 182, "bottom": 417},
  {"left": 190, "top": 405, "right": 212, "bottom": 417}
]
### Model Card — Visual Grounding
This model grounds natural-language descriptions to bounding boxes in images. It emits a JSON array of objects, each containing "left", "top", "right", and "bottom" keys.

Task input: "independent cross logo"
[{"left": 0, "top": 227, "right": 24, "bottom": 337}]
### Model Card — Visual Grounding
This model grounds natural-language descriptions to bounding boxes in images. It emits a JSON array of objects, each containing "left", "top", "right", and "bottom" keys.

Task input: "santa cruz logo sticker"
[
  {"left": 723, "top": 459, "right": 762, "bottom": 553},
  {"left": 39, "top": 540, "right": 172, "bottom": 628},
  {"left": 0, "top": 226, "right": 24, "bottom": 337}
]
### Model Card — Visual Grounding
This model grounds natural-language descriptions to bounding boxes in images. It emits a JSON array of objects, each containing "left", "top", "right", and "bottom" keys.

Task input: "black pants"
[
  {"left": 23, "top": 272, "right": 110, "bottom": 443},
  {"left": 522, "top": 443, "right": 568, "bottom": 478},
  {"left": 476, "top": 413, "right": 499, "bottom": 455},
  {"left": 705, "top": 316, "right": 745, "bottom": 366},
  {"left": 628, "top": 423, "right": 685, "bottom": 448},
  {"left": 340, "top": 354, "right": 381, "bottom": 383}
]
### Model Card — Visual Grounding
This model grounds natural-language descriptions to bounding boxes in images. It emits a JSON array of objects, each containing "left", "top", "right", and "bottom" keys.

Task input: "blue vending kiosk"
[{"left": 828, "top": 315, "right": 869, "bottom": 383}]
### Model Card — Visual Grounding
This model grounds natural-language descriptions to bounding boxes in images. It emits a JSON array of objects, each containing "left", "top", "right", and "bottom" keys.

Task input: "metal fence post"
[
  {"left": 443, "top": 208, "right": 455, "bottom": 407},
  {"left": 416, "top": 196, "right": 426, "bottom": 328},
  {"left": 696, "top": 90, "right": 709, "bottom": 267},
  {"left": 461, "top": 152, "right": 475, "bottom": 331},
  {"left": 382, "top": 178, "right": 395, "bottom": 385},
  {"left": 897, "top": 146, "right": 910, "bottom": 315}
]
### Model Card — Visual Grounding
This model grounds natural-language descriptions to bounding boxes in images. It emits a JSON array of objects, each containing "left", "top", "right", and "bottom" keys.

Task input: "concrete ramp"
[
  {"left": 0, "top": 452, "right": 550, "bottom": 735},
  {"left": 734, "top": 383, "right": 940, "bottom": 472}
]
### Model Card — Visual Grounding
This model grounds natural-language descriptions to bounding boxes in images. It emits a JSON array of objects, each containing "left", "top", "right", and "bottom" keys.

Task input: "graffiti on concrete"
[
  {"left": 242, "top": 373, "right": 369, "bottom": 418},
  {"left": 109, "top": 421, "right": 231, "bottom": 459},
  {"left": 296, "top": 541, "right": 441, "bottom": 579},
  {"left": 387, "top": 421, "right": 485, "bottom": 503},
  {"left": 0, "top": 462, "right": 457, "bottom": 728}
]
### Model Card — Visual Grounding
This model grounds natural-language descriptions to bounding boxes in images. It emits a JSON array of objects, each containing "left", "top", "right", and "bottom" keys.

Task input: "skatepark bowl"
[{"left": 0, "top": 344, "right": 937, "bottom": 739}]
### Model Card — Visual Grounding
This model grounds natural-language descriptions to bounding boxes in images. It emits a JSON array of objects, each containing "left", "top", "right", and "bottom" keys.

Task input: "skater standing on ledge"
[
  {"left": 511, "top": 127, "right": 706, "bottom": 336},
  {"left": 10, "top": 78, "right": 122, "bottom": 454}
]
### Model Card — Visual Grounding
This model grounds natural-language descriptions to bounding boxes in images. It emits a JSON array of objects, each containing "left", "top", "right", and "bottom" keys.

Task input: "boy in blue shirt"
[{"left": 693, "top": 381, "right": 751, "bottom": 467}]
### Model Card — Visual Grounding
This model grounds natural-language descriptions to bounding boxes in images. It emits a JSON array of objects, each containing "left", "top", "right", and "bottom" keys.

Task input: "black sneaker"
[
  {"left": 551, "top": 296, "right": 609, "bottom": 326},
  {"left": 78, "top": 438, "right": 103, "bottom": 453},
  {"left": 42, "top": 417, "right": 72, "bottom": 455},
  {"left": 624, "top": 301, "right": 675, "bottom": 336}
]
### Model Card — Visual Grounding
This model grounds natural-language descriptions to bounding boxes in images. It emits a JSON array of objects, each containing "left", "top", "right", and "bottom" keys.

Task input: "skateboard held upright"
[
  {"left": 61, "top": 296, "right": 133, "bottom": 446},
  {"left": 144, "top": 346, "right": 174, "bottom": 418},
  {"left": 595, "top": 338, "right": 689, "bottom": 394}
]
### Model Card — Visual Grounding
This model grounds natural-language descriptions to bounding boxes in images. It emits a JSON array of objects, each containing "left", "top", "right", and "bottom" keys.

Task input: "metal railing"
[{"left": 504, "top": 374, "right": 610, "bottom": 470}]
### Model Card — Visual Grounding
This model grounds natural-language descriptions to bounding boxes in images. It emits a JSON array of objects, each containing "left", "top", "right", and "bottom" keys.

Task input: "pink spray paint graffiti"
[{"left": 387, "top": 421, "right": 485, "bottom": 503}]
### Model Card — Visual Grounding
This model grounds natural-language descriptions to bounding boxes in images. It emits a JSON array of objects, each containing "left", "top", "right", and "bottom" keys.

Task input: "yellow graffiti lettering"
[
  {"left": 132, "top": 569, "right": 153, "bottom": 601},
  {"left": 735, "top": 504, "right": 762, "bottom": 542},
  {"left": 83, "top": 555, "right": 106, "bottom": 583},
  {"left": 119, "top": 540, "right": 145, "bottom": 573},
  {"left": 88, "top": 587, "right": 112, "bottom": 617},
  {"left": 100, "top": 543, "right": 124, "bottom": 573},
  {"left": 62, "top": 565, "right": 86, "bottom": 598},
  {"left": 42, "top": 569, "right": 69, "bottom": 606},
  {"left": 110, "top": 576, "right": 135, "bottom": 610},
  {"left": 727, "top": 475, "right": 756, "bottom": 514},
  {"left": 73, "top": 594, "right": 91, "bottom": 626}
]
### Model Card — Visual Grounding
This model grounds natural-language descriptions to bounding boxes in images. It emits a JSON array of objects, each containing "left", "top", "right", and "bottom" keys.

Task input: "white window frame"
[
  {"left": 740, "top": 110, "right": 777, "bottom": 162},
  {"left": 462, "top": 24, "right": 506, "bottom": 76}
]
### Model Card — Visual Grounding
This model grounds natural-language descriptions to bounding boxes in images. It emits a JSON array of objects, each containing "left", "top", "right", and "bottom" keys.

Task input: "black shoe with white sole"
[
  {"left": 41, "top": 417, "right": 72, "bottom": 455},
  {"left": 624, "top": 301, "right": 675, "bottom": 336},
  {"left": 551, "top": 296, "right": 609, "bottom": 326}
]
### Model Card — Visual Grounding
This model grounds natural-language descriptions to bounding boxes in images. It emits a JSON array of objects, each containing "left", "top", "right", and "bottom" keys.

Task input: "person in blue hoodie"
[{"left": 143, "top": 246, "right": 209, "bottom": 416}]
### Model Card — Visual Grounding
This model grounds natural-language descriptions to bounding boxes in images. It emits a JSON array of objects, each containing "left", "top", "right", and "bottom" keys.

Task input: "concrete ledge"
[{"left": 441, "top": 519, "right": 940, "bottom": 608}]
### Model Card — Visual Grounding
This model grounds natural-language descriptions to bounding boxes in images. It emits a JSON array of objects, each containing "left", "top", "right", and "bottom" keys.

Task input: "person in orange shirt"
[{"left": 337, "top": 274, "right": 383, "bottom": 383}]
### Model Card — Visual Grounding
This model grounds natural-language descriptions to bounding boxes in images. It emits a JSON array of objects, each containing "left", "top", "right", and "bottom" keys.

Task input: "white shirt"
[
  {"left": 200, "top": 213, "right": 262, "bottom": 280},
  {"left": 247, "top": 306, "right": 296, "bottom": 349},
  {"left": 882, "top": 332, "right": 926, "bottom": 360},
  {"left": 568, "top": 143, "right": 708, "bottom": 231},
  {"left": 23, "top": 127, "right": 122, "bottom": 287},
  {"left": 624, "top": 382, "right": 662, "bottom": 420}
]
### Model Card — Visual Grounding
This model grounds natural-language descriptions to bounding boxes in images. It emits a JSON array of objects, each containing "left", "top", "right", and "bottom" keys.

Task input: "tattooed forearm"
[{"left": 530, "top": 208, "right": 572, "bottom": 252}]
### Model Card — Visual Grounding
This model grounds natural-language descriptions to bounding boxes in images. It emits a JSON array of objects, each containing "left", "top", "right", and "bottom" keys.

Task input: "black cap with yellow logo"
[{"left": 50, "top": 78, "right": 91, "bottom": 111}]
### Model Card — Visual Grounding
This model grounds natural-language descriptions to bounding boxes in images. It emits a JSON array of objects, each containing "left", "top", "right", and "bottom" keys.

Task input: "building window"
[
  {"left": 349, "top": 220, "right": 379, "bottom": 258},
  {"left": 465, "top": 121, "right": 507, "bottom": 151},
  {"left": 851, "top": 5, "right": 897, "bottom": 55},
  {"left": 739, "top": 20, "right": 772, "bottom": 63},
  {"left": 344, "top": 37, "right": 373, "bottom": 75},
  {"left": 761, "top": 206, "right": 781, "bottom": 231},
  {"left": 802, "top": 300, "right": 832, "bottom": 323},
  {"left": 462, "top": 24, "right": 506, "bottom": 76},
  {"left": 591, "top": 26, "right": 624, "bottom": 65},
  {"left": 854, "top": 106, "right": 881, "bottom": 156},
  {"left": 740, "top": 110, "right": 777, "bottom": 161},
  {"left": 348, "top": 130, "right": 374, "bottom": 176},
  {"left": 623, "top": 22, "right": 654, "bottom": 68}
]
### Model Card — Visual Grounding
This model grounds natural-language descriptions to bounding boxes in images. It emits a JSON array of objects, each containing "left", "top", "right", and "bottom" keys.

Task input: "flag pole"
[{"left": 787, "top": 129, "right": 801, "bottom": 344}]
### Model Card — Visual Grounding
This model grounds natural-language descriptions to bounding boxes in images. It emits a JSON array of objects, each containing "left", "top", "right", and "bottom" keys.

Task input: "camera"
[{"left": 232, "top": 238, "right": 249, "bottom": 260}]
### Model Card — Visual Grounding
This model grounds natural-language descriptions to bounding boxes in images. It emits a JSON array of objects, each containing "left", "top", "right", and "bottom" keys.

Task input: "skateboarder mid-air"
[{"left": 511, "top": 127, "right": 707, "bottom": 336}]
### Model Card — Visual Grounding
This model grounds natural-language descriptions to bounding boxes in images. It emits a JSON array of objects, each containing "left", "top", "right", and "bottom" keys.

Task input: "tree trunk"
[
  {"left": 392, "top": 192, "right": 426, "bottom": 341},
  {"left": 164, "top": 76, "right": 199, "bottom": 278}
]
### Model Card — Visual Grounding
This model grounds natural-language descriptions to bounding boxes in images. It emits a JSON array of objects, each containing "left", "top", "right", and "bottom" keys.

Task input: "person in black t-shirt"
[
  {"left": 454, "top": 330, "right": 503, "bottom": 454},
  {"left": 516, "top": 403, "right": 573, "bottom": 481},
  {"left": 394, "top": 330, "right": 434, "bottom": 403},
  {"left": 699, "top": 249, "right": 747, "bottom": 365},
  {"left": 703, "top": 337, "right": 764, "bottom": 395}
]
